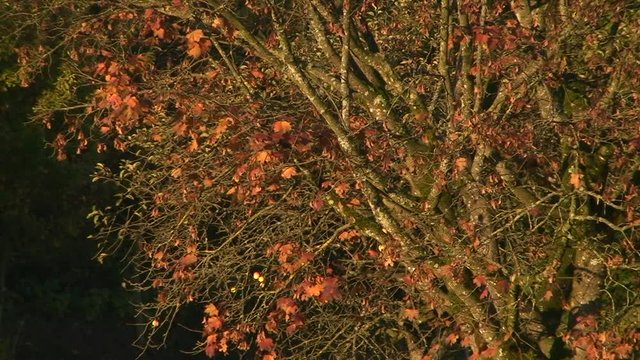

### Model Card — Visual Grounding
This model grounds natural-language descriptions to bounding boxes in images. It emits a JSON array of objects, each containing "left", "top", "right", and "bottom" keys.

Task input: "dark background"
[{"left": 0, "top": 75, "right": 198, "bottom": 360}]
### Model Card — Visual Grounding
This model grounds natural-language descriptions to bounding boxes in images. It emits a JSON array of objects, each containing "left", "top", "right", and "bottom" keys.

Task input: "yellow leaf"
[{"left": 204, "top": 303, "right": 219, "bottom": 316}]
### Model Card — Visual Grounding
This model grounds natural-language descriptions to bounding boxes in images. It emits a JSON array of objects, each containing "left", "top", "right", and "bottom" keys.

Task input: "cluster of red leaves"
[{"left": 562, "top": 315, "right": 639, "bottom": 360}]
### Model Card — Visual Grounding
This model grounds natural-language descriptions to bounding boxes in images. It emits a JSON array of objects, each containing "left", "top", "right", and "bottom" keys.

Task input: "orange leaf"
[
  {"left": 303, "top": 283, "right": 324, "bottom": 299},
  {"left": 273, "top": 120, "right": 292, "bottom": 133},
  {"left": 206, "top": 316, "right": 223, "bottom": 331},
  {"left": 473, "top": 275, "right": 487, "bottom": 287},
  {"left": 543, "top": 290, "right": 554, "bottom": 301},
  {"left": 570, "top": 172, "right": 583, "bottom": 189},
  {"left": 254, "top": 150, "right": 273, "bottom": 163},
  {"left": 319, "top": 277, "right": 341, "bottom": 303},
  {"left": 281, "top": 166, "right": 297, "bottom": 179},
  {"left": 455, "top": 157, "right": 468, "bottom": 171},
  {"left": 171, "top": 168, "right": 183, "bottom": 178},
  {"left": 276, "top": 297, "right": 299, "bottom": 315},
  {"left": 205, "top": 334, "right": 217, "bottom": 358},
  {"left": 445, "top": 332, "right": 459, "bottom": 345},
  {"left": 257, "top": 331, "right": 275, "bottom": 351},
  {"left": 125, "top": 95, "right": 138, "bottom": 108},
  {"left": 187, "top": 43, "right": 202, "bottom": 58},
  {"left": 180, "top": 253, "right": 198, "bottom": 267},
  {"left": 204, "top": 303, "right": 219, "bottom": 316},
  {"left": 404, "top": 308, "right": 419, "bottom": 320},
  {"left": 251, "top": 68, "right": 265, "bottom": 79},
  {"left": 186, "top": 29, "right": 205, "bottom": 43},
  {"left": 262, "top": 353, "right": 277, "bottom": 360},
  {"left": 187, "top": 139, "right": 199, "bottom": 152}
]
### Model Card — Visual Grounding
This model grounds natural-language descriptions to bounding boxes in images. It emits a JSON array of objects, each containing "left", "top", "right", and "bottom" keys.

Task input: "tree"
[{"left": 10, "top": 0, "right": 640, "bottom": 358}]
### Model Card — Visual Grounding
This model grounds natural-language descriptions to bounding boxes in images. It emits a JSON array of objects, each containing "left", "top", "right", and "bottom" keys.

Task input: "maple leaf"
[
  {"left": 570, "top": 172, "right": 583, "bottom": 189},
  {"left": 251, "top": 68, "right": 265, "bottom": 79},
  {"left": 404, "top": 308, "right": 419, "bottom": 321},
  {"left": 206, "top": 316, "right": 223, "bottom": 331},
  {"left": 281, "top": 166, "right": 297, "bottom": 179},
  {"left": 338, "top": 229, "right": 359, "bottom": 240},
  {"left": 186, "top": 29, "right": 205, "bottom": 43},
  {"left": 319, "top": 277, "right": 342, "bottom": 303},
  {"left": 171, "top": 168, "right": 183, "bottom": 178},
  {"left": 303, "top": 282, "right": 324, "bottom": 299},
  {"left": 334, "top": 182, "right": 350, "bottom": 197},
  {"left": 276, "top": 297, "right": 298, "bottom": 315},
  {"left": 254, "top": 150, "right": 273, "bottom": 163},
  {"left": 479, "top": 288, "right": 489, "bottom": 299},
  {"left": 455, "top": 157, "right": 468, "bottom": 171},
  {"left": 205, "top": 334, "right": 217, "bottom": 358},
  {"left": 273, "top": 120, "right": 292, "bottom": 133},
  {"left": 257, "top": 331, "right": 275, "bottom": 351},
  {"left": 310, "top": 197, "right": 324, "bottom": 211},
  {"left": 180, "top": 253, "right": 198, "bottom": 267},
  {"left": 262, "top": 353, "right": 277, "bottom": 360},
  {"left": 187, "top": 43, "right": 202, "bottom": 58},
  {"left": 204, "top": 303, "right": 219, "bottom": 316},
  {"left": 614, "top": 343, "right": 633, "bottom": 358},
  {"left": 187, "top": 138, "right": 199, "bottom": 152},
  {"left": 473, "top": 275, "right": 487, "bottom": 287},
  {"left": 445, "top": 332, "right": 459, "bottom": 345}
]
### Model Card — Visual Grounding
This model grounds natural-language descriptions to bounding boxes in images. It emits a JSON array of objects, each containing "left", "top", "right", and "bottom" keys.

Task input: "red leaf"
[
  {"left": 206, "top": 316, "right": 223, "bottom": 331},
  {"left": 303, "top": 282, "right": 324, "bottom": 299},
  {"left": 257, "top": 331, "right": 275, "bottom": 351},
  {"left": 180, "top": 253, "right": 198, "bottom": 267},
  {"left": 251, "top": 68, "right": 265, "bottom": 79},
  {"left": 319, "top": 277, "right": 342, "bottom": 303},
  {"left": 473, "top": 275, "right": 487, "bottom": 287},
  {"left": 614, "top": 343, "right": 633, "bottom": 358},
  {"left": 445, "top": 332, "right": 459, "bottom": 345},
  {"left": 205, "top": 334, "right": 217, "bottom": 358},
  {"left": 276, "top": 297, "right": 298, "bottom": 315},
  {"left": 475, "top": 32, "right": 489, "bottom": 44}
]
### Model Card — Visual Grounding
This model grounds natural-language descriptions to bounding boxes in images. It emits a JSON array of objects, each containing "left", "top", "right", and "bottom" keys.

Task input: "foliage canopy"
[{"left": 6, "top": 0, "right": 640, "bottom": 359}]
